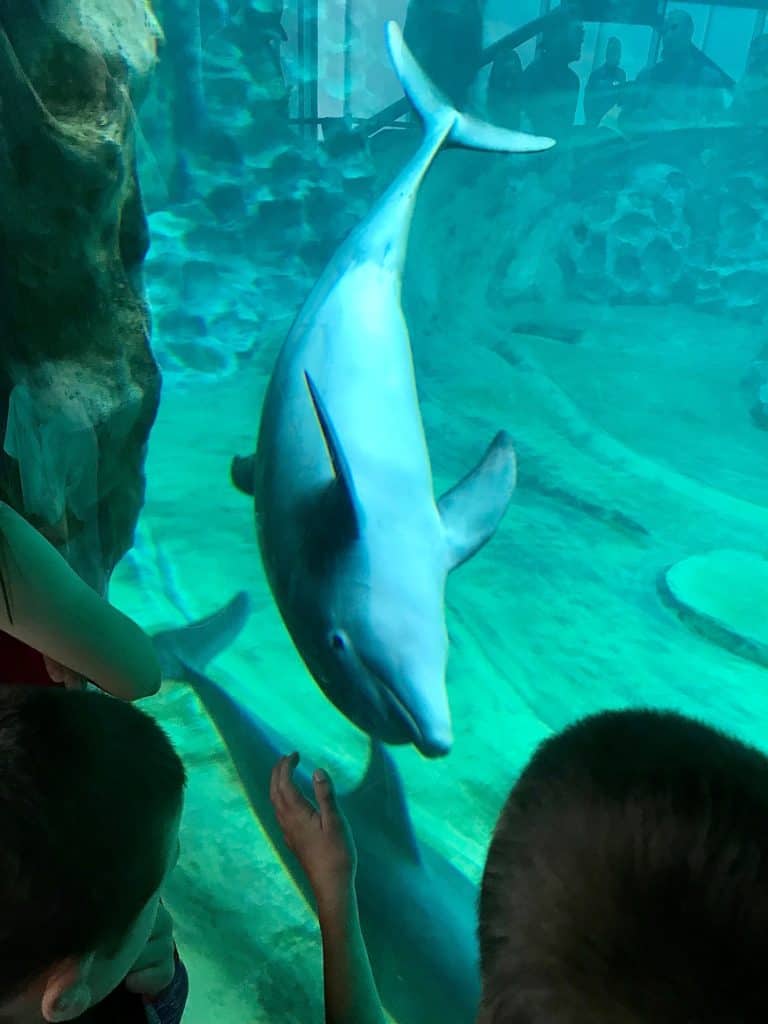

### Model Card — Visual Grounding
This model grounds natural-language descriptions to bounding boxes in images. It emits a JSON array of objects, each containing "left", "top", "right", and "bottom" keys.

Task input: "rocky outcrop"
[
  {"left": 137, "top": 0, "right": 377, "bottom": 379},
  {"left": 143, "top": 126, "right": 376, "bottom": 379},
  {"left": 0, "top": 1, "right": 163, "bottom": 593},
  {"left": 562, "top": 129, "right": 768, "bottom": 318},
  {"left": 142, "top": 0, "right": 293, "bottom": 206},
  {"left": 397, "top": 124, "right": 768, "bottom": 330}
]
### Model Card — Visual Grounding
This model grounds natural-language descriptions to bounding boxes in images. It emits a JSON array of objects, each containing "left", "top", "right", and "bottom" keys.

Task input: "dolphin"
[
  {"left": 153, "top": 594, "right": 482, "bottom": 1024},
  {"left": 231, "top": 21, "right": 555, "bottom": 757}
]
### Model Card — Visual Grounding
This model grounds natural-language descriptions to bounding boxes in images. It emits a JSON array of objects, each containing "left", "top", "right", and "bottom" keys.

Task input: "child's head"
[
  {"left": 478, "top": 708, "right": 768, "bottom": 1023},
  {"left": 0, "top": 686, "right": 186, "bottom": 1022}
]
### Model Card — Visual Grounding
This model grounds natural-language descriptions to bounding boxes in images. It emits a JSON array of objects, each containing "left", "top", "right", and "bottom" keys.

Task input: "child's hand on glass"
[{"left": 270, "top": 752, "right": 357, "bottom": 908}]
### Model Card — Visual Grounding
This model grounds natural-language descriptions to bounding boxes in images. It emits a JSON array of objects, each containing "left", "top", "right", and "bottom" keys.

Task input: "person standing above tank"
[
  {"left": 519, "top": 15, "right": 585, "bottom": 138},
  {"left": 403, "top": 0, "right": 483, "bottom": 109},
  {"left": 486, "top": 47, "right": 524, "bottom": 130},
  {"left": 620, "top": 9, "right": 729, "bottom": 129},
  {"left": 730, "top": 34, "right": 768, "bottom": 125},
  {"left": 584, "top": 36, "right": 626, "bottom": 126}
]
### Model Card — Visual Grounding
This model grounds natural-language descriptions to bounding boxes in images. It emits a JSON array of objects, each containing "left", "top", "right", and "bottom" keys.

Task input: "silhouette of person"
[
  {"left": 584, "top": 36, "right": 626, "bottom": 126},
  {"left": 621, "top": 9, "right": 729, "bottom": 128},
  {"left": 487, "top": 48, "right": 524, "bottom": 129},
  {"left": 520, "top": 16, "right": 585, "bottom": 138},
  {"left": 403, "top": 0, "right": 483, "bottom": 109},
  {"left": 730, "top": 33, "right": 768, "bottom": 125}
]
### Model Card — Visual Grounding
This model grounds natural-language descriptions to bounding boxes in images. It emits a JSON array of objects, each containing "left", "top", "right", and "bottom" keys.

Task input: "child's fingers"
[
  {"left": 312, "top": 768, "right": 342, "bottom": 829},
  {"left": 277, "top": 752, "right": 300, "bottom": 801},
  {"left": 281, "top": 756, "right": 321, "bottom": 819},
  {"left": 271, "top": 753, "right": 318, "bottom": 824},
  {"left": 269, "top": 759, "right": 283, "bottom": 806},
  {"left": 270, "top": 753, "right": 297, "bottom": 805}
]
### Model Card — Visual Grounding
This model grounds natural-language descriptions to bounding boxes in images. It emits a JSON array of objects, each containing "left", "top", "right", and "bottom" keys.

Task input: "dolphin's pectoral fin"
[
  {"left": 438, "top": 431, "right": 517, "bottom": 572},
  {"left": 304, "top": 371, "right": 362, "bottom": 535},
  {"left": 231, "top": 453, "right": 257, "bottom": 497},
  {"left": 344, "top": 740, "right": 422, "bottom": 863}
]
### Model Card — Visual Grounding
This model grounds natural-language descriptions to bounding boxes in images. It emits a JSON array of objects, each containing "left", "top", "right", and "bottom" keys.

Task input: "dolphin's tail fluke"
[{"left": 385, "top": 21, "right": 555, "bottom": 155}]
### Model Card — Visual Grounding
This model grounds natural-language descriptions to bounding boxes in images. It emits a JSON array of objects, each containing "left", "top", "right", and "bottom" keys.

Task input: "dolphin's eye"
[{"left": 330, "top": 631, "right": 348, "bottom": 653}]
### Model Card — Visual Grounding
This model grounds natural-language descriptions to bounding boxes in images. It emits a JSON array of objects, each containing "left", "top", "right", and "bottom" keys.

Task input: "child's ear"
[{"left": 41, "top": 954, "right": 94, "bottom": 1022}]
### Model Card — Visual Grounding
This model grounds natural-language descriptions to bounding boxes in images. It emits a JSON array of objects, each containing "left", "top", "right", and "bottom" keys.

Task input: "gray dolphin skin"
[
  {"left": 232, "top": 21, "right": 555, "bottom": 757},
  {"left": 152, "top": 594, "right": 481, "bottom": 1024}
]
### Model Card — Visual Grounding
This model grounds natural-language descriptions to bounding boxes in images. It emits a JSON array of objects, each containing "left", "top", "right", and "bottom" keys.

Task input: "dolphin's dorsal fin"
[
  {"left": 152, "top": 592, "right": 251, "bottom": 680},
  {"left": 305, "top": 371, "right": 362, "bottom": 535},
  {"left": 438, "top": 431, "right": 517, "bottom": 572},
  {"left": 344, "top": 741, "right": 422, "bottom": 863}
]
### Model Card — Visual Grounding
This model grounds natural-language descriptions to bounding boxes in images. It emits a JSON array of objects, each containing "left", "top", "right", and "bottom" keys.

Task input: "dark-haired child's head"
[
  {"left": 478, "top": 708, "right": 768, "bottom": 1023},
  {"left": 0, "top": 687, "right": 185, "bottom": 1022}
]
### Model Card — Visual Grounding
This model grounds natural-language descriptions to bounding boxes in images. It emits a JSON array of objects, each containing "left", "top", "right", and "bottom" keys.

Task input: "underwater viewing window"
[{"left": 1, "top": 0, "right": 768, "bottom": 1020}]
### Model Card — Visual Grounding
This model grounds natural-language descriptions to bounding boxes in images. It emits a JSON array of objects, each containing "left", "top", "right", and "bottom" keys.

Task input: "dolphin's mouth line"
[
  {"left": 378, "top": 679, "right": 424, "bottom": 744},
  {"left": 358, "top": 654, "right": 428, "bottom": 746}
]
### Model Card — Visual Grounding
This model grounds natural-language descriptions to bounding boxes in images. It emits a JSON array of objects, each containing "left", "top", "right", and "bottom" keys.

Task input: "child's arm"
[
  {"left": 316, "top": 884, "right": 386, "bottom": 1024},
  {"left": 0, "top": 502, "right": 161, "bottom": 700},
  {"left": 270, "top": 754, "right": 386, "bottom": 1024}
]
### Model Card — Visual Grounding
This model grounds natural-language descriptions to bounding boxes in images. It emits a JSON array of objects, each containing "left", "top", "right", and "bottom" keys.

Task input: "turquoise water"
[{"left": 117, "top": 3, "right": 768, "bottom": 1020}]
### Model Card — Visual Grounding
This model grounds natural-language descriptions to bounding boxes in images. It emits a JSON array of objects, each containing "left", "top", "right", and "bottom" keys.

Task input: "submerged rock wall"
[
  {"left": 0, "top": 1, "right": 163, "bottom": 592},
  {"left": 388, "top": 123, "right": 768, "bottom": 432},
  {"left": 560, "top": 127, "right": 768, "bottom": 318},
  {"left": 396, "top": 126, "right": 768, "bottom": 422},
  {"left": 137, "top": 0, "right": 378, "bottom": 380},
  {"left": 130, "top": 17, "right": 767, "bottom": 390},
  {"left": 400, "top": 125, "right": 768, "bottom": 329}
]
